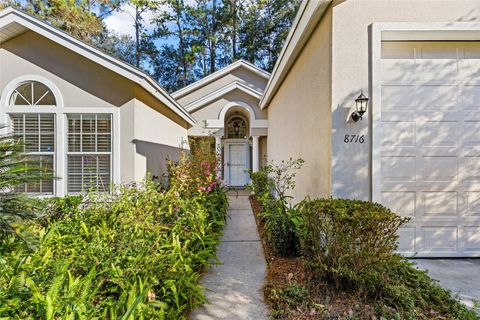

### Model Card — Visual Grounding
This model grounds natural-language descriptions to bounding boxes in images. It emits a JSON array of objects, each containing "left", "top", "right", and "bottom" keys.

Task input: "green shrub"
[
  {"left": 38, "top": 195, "right": 83, "bottom": 226},
  {"left": 297, "top": 198, "right": 409, "bottom": 287},
  {"left": 0, "top": 150, "right": 228, "bottom": 319},
  {"left": 249, "top": 169, "right": 270, "bottom": 197},
  {"left": 261, "top": 200, "right": 299, "bottom": 257},
  {"left": 252, "top": 158, "right": 304, "bottom": 257},
  {"left": 297, "top": 198, "right": 478, "bottom": 319}
]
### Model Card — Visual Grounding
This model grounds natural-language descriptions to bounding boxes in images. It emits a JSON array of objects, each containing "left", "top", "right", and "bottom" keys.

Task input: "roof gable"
[
  {"left": 184, "top": 81, "right": 264, "bottom": 113},
  {"left": 0, "top": 7, "right": 195, "bottom": 125},
  {"left": 172, "top": 60, "right": 270, "bottom": 99}
]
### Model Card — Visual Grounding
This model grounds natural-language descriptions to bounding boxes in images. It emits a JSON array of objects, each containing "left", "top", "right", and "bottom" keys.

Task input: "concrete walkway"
[
  {"left": 414, "top": 259, "right": 480, "bottom": 309},
  {"left": 190, "top": 190, "right": 268, "bottom": 320}
]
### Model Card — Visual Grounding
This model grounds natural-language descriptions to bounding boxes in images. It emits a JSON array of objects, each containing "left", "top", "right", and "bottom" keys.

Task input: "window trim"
[
  {"left": 66, "top": 113, "right": 113, "bottom": 194},
  {"left": 0, "top": 75, "right": 64, "bottom": 109},
  {"left": 1, "top": 76, "right": 121, "bottom": 197}
]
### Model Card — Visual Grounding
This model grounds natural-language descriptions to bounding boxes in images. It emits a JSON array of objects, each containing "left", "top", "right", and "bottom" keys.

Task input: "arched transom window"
[
  {"left": 10, "top": 81, "right": 57, "bottom": 106},
  {"left": 226, "top": 116, "right": 248, "bottom": 139}
]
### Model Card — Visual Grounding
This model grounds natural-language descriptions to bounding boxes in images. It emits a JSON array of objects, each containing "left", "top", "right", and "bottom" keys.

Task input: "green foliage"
[
  {"left": 249, "top": 169, "right": 270, "bottom": 197},
  {"left": 250, "top": 158, "right": 304, "bottom": 257},
  {"left": 38, "top": 195, "right": 84, "bottom": 226},
  {"left": 0, "top": 125, "right": 54, "bottom": 237},
  {"left": 296, "top": 198, "right": 479, "bottom": 319},
  {"left": 0, "top": 151, "right": 228, "bottom": 319},
  {"left": 297, "top": 198, "right": 410, "bottom": 287}
]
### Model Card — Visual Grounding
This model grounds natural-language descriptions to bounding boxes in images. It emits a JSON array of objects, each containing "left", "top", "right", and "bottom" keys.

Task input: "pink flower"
[
  {"left": 198, "top": 186, "right": 206, "bottom": 191},
  {"left": 207, "top": 186, "right": 212, "bottom": 192},
  {"left": 205, "top": 170, "right": 211, "bottom": 176}
]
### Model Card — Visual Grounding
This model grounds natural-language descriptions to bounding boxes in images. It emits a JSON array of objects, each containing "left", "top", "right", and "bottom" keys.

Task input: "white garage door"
[{"left": 379, "top": 41, "right": 480, "bottom": 257}]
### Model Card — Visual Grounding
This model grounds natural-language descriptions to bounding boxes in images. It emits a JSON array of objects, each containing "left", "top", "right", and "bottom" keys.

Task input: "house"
[
  {"left": 173, "top": 60, "right": 269, "bottom": 187},
  {"left": 261, "top": 0, "right": 480, "bottom": 257},
  {"left": 0, "top": 8, "right": 194, "bottom": 196}
]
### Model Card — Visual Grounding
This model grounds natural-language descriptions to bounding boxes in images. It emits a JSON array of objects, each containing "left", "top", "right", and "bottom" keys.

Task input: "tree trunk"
[
  {"left": 135, "top": 5, "right": 141, "bottom": 68},
  {"left": 231, "top": 0, "right": 237, "bottom": 60},
  {"left": 209, "top": 0, "right": 217, "bottom": 74}
]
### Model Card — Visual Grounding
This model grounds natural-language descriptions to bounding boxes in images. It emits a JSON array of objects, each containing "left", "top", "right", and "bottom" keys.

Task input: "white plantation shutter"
[
  {"left": 10, "top": 113, "right": 55, "bottom": 194},
  {"left": 67, "top": 114, "right": 112, "bottom": 193}
]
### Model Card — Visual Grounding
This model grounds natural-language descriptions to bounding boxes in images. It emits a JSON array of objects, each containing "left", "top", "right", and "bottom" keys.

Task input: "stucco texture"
[{"left": 267, "top": 6, "right": 333, "bottom": 202}]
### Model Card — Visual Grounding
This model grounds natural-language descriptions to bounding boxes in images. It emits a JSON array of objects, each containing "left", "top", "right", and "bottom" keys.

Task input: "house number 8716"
[{"left": 344, "top": 134, "right": 365, "bottom": 144}]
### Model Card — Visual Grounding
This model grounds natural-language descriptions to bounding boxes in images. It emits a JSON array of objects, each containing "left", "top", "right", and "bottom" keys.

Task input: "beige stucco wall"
[
  {"left": 267, "top": 6, "right": 333, "bottom": 203},
  {"left": 0, "top": 30, "right": 189, "bottom": 186},
  {"left": 330, "top": 0, "right": 480, "bottom": 200},
  {"left": 132, "top": 99, "right": 188, "bottom": 181}
]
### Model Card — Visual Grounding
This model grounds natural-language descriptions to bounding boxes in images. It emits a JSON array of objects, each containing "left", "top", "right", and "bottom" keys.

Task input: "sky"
[{"left": 104, "top": 3, "right": 156, "bottom": 37}]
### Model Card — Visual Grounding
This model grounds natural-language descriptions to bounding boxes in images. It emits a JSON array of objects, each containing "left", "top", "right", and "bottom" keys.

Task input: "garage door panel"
[
  {"left": 381, "top": 156, "right": 416, "bottom": 181},
  {"left": 421, "top": 226, "right": 458, "bottom": 252},
  {"left": 459, "top": 60, "right": 480, "bottom": 79},
  {"left": 465, "top": 192, "right": 480, "bottom": 215},
  {"left": 381, "top": 61, "right": 416, "bottom": 83},
  {"left": 419, "top": 157, "right": 458, "bottom": 182},
  {"left": 461, "top": 157, "right": 480, "bottom": 182},
  {"left": 381, "top": 191, "right": 416, "bottom": 217},
  {"left": 459, "top": 85, "right": 480, "bottom": 109},
  {"left": 422, "top": 191, "right": 458, "bottom": 216},
  {"left": 465, "top": 227, "right": 480, "bottom": 250},
  {"left": 415, "top": 60, "right": 458, "bottom": 81},
  {"left": 463, "top": 122, "right": 480, "bottom": 146},
  {"left": 416, "top": 121, "right": 458, "bottom": 146},
  {"left": 417, "top": 85, "right": 458, "bottom": 111},
  {"left": 382, "top": 85, "right": 416, "bottom": 111},
  {"left": 381, "top": 121, "right": 415, "bottom": 146}
]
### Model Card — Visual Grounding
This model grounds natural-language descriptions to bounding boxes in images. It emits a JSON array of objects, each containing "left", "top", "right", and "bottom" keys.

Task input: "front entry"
[{"left": 225, "top": 142, "right": 250, "bottom": 187}]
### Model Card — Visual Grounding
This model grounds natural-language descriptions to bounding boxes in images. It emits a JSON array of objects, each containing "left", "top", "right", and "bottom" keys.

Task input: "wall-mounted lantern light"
[{"left": 351, "top": 91, "right": 369, "bottom": 122}]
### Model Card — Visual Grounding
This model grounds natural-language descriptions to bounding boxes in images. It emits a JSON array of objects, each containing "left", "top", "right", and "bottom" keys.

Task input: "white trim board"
[
  {"left": 0, "top": 7, "right": 195, "bottom": 126},
  {"left": 184, "top": 81, "right": 264, "bottom": 112},
  {"left": 172, "top": 60, "right": 270, "bottom": 99}
]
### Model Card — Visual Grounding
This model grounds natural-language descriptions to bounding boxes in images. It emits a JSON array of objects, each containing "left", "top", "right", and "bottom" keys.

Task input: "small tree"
[{"left": 0, "top": 125, "right": 53, "bottom": 236}]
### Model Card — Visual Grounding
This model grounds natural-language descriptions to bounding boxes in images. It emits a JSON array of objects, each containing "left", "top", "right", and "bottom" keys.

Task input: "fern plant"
[{"left": 0, "top": 124, "right": 54, "bottom": 237}]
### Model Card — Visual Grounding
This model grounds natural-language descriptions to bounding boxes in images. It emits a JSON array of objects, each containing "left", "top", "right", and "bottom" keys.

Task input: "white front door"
[
  {"left": 227, "top": 142, "right": 249, "bottom": 187},
  {"left": 376, "top": 41, "right": 480, "bottom": 257}
]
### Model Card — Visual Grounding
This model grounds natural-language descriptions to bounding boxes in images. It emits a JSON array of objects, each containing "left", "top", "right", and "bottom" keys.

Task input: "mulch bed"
[{"left": 248, "top": 195, "right": 379, "bottom": 320}]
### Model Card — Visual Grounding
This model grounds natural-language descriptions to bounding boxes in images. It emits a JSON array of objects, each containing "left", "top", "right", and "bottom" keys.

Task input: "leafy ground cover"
[
  {"left": 249, "top": 159, "right": 479, "bottom": 320},
  {"left": 0, "top": 143, "right": 227, "bottom": 319}
]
